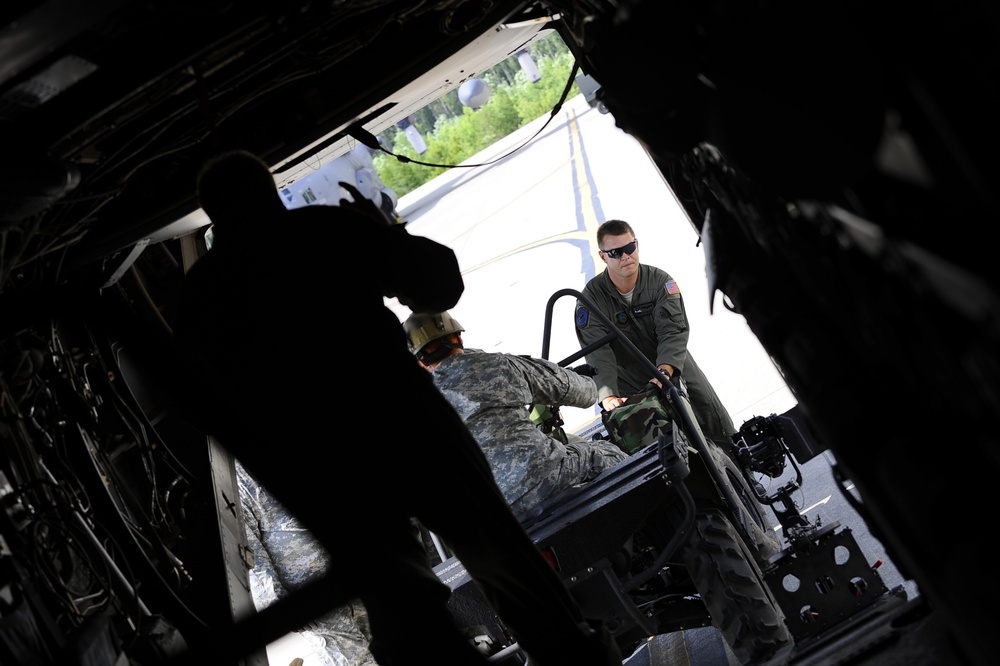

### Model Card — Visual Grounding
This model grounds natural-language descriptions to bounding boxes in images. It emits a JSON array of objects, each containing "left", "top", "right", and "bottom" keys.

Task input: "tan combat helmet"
[{"left": 404, "top": 311, "right": 465, "bottom": 358}]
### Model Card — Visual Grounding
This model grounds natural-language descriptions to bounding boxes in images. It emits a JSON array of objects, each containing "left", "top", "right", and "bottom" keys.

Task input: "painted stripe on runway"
[{"left": 459, "top": 108, "right": 604, "bottom": 278}]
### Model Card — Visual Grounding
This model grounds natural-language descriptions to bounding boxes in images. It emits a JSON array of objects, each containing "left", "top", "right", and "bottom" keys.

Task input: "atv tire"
[
  {"left": 680, "top": 509, "right": 791, "bottom": 665},
  {"left": 715, "top": 446, "right": 783, "bottom": 565}
]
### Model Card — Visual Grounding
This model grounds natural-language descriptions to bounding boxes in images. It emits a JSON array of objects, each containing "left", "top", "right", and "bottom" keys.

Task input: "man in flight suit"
[
  {"left": 575, "top": 219, "right": 736, "bottom": 447},
  {"left": 404, "top": 311, "right": 628, "bottom": 518}
]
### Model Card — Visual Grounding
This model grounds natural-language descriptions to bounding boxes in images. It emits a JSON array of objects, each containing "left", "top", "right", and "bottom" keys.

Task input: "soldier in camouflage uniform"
[
  {"left": 236, "top": 461, "right": 378, "bottom": 666},
  {"left": 575, "top": 219, "right": 736, "bottom": 448},
  {"left": 404, "top": 312, "right": 628, "bottom": 518}
]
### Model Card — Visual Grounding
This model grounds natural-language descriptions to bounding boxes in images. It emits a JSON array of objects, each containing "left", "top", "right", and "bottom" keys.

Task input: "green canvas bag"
[{"left": 602, "top": 382, "right": 677, "bottom": 454}]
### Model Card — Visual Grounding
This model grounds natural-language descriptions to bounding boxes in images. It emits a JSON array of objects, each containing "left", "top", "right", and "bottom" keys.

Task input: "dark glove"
[
  {"left": 571, "top": 364, "right": 598, "bottom": 377},
  {"left": 338, "top": 181, "right": 391, "bottom": 226}
]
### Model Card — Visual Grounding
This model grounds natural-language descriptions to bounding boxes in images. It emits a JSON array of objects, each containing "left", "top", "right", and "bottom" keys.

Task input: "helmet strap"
[{"left": 418, "top": 336, "right": 463, "bottom": 365}]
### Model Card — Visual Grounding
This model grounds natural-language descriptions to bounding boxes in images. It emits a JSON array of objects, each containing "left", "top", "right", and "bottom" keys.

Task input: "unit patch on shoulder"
[
  {"left": 665, "top": 281, "right": 680, "bottom": 295},
  {"left": 576, "top": 307, "right": 589, "bottom": 328}
]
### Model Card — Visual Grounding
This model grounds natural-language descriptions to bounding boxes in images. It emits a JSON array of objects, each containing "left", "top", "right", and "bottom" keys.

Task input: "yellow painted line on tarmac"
[
  {"left": 460, "top": 229, "right": 590, "bottom": 274},
  {"left": 461, "top": 108, "right": 603, "bottom": 276},
  {"left": 568, "top": 107, "right": 604, "bottom": 273}
]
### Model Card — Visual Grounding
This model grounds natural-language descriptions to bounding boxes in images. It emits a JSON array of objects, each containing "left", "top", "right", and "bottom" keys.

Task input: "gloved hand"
[
  {"left": 338, "top": 181, "right": 391, "bottom": 226},
  {"left": 571, "top": 364, "right": 598, "bottom": 377}
]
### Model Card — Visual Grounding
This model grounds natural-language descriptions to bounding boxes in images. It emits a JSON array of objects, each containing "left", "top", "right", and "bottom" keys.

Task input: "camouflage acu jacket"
[{"left": 431, "top": 349, "right": 627, "bottom": 516}]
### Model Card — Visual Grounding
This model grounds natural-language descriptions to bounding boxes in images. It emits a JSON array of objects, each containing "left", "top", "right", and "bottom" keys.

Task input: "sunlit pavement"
[
  {"left": 266, "top": 92, "right": 796, "bottom": 666},
  {"left": 394, "top": 93, "right": 796, "bottom": 432}
]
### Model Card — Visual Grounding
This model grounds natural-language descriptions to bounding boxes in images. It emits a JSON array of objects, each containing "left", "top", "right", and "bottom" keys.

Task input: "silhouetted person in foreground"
[{"left": 172, "top": 150, "right": 622, "bottom": 666}]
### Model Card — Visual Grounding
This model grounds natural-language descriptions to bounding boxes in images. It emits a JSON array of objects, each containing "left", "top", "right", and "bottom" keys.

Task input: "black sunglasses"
[{"left": 601, "top": 239, "right": 637, "bottom": 259}]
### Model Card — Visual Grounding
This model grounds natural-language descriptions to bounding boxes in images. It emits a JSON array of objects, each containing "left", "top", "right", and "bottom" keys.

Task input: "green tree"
[
  {"left": 512, "top": 51, "right": 578, "bottom": 124},
  {"left": 373, "top": 32, "right": 582, "bottom": 200}
]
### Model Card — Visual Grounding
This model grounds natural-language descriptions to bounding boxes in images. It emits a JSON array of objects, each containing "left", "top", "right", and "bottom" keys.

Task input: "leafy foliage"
[{"left": 373, "top": 34, "right": 582, "bottom": 200}]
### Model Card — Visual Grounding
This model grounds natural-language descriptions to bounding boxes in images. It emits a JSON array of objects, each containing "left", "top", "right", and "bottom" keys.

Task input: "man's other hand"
[
  {"left": 339, "top": 181, "right": 391, "bottom": 226},
  {"left": 601, "top": 396, "right": 624, "bottom": 411}
]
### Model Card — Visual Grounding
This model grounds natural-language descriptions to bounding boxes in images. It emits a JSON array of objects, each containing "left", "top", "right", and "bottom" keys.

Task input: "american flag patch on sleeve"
[{"left": 665, "top": 281, "right": 680, "bottom": 294}]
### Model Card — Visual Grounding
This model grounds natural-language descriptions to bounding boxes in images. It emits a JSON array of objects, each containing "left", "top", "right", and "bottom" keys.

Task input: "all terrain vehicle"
[{"left": 434, "top": 289, "right": 895, "bottom": 665}]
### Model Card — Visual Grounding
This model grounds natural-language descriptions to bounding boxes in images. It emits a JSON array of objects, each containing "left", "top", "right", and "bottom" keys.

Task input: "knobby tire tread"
[{"left": 680, "top": 509, "right": 792, "bottom": 664}]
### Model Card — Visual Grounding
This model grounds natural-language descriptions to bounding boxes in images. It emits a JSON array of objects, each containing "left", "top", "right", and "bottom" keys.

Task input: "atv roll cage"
[
  {"left": 541, "top": 288, "right": 766, "bottom": 549},
  {"left": 434, "top": 287, "right": 903, "bottom": 665}
]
